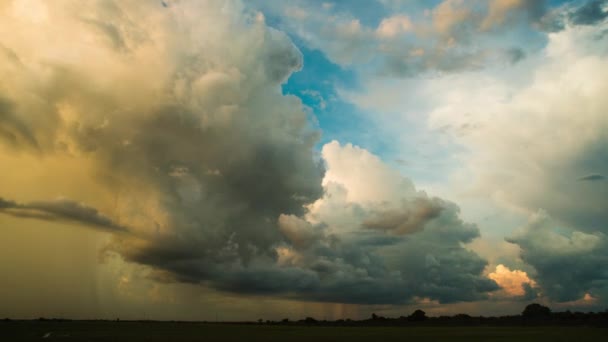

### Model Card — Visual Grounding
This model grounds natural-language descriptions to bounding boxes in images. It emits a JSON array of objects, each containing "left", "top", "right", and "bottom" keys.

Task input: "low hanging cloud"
[
  {"left": 0, "top": 0, "right": 497, "bottom": 305},
  {"left": 0, "top": 197, "right": 127, "bottom": 232},
  {"left": 109, "top": 141, "right": 499, "bottom": 304},
  {"left": 507, "top": 211, "right": 608, "bottom": 303},
  {"left": 289, "top": 142, "right": 499, "bottom": 304}
]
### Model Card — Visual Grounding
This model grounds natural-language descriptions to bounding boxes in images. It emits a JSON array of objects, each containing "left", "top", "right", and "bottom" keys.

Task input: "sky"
[{"left": 0, "top": 0, "right": 607, "bottom": 321}]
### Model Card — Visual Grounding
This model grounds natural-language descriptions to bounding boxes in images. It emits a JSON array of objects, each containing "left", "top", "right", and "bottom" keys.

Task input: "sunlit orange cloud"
[{"left": 488, "top": 264, "right": 536, "bottom": 296}]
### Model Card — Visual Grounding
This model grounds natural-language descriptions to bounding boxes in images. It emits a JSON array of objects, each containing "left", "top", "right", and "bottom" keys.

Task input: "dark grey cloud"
[
  {"left": 522, "top": 283, "right": 540, "bottom": 301},
  {"left": 538, "top": 0, "right": 608, "bottom": 32},
  {"left": 108, "top": 191, "right": 498, "bottom": 305},
  {"left": 0, "top": 196, "right": 127, "bottom": 232},
  {"left": 507, "top": 211, "right": 608, "bottom": 303},
  {"left": 495, "top": 135, "right": 608, "bottom": 304},
  {"left": 377, "top": 203, "right": 499, "bottom": 303},
  {"left": 523, "top": 142, "right": 608, "bottom": 233},
  {"left": 0, "top": 197, "right": 18, "bottom": 209},
  {"left": 537, "top": 9, "right": 566, "bottom": 32},
  {"left": 569, "top": 0, "right": 608, "bottom": 26},
  {"left": 105, "top": 153, "right": 498, "bottom": 305},
  {"left": 271, "top": 186, "right": 495, "bottom": 304},
  {"left": 578, "top": 174, "right": 605, "bottom": 181}
]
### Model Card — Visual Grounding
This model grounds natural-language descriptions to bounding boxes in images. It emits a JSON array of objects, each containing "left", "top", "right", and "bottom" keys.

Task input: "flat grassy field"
[{"left": 2, "top": 321, "right": 607, "bottom": 341}]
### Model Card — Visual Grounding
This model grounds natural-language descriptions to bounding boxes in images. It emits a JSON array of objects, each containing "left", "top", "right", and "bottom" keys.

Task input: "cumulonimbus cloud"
[{"left": 0, "top": 0, "right": 497, "bottom": 305}]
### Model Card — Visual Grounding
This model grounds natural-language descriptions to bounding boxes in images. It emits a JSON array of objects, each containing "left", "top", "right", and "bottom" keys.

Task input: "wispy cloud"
[
  {"left": 0, "top": 196, "right": 128, "bottom": 232},
  {"left": 578, "top": 174, "right": 605, "bottom": 181}
]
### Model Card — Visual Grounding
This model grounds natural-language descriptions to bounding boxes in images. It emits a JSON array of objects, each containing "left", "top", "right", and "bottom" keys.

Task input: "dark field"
[{"left": 2, "top": 321, "right": 607, "bottom": 341}]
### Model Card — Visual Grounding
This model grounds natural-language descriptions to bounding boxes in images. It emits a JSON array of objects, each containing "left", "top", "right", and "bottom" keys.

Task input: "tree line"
[{"left": 254, "top": 304, "right": 608, "bottom": 327}]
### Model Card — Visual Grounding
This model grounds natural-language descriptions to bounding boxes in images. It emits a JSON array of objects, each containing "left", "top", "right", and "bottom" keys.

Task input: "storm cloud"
[
  {"left": 0, "top": 197, "right": 127, "bottom": 232},
  {"left": 106, "top": 141, "right": 499, "bottom": 304},
  {"left": 0, "top": 0, "right": 496, "bottom": 305},
  {"left": 569, "top": 0, "right": 608, "bottom": 26},
  {"left": 507, "top": 211, "right": 608, "bottom": 303}
]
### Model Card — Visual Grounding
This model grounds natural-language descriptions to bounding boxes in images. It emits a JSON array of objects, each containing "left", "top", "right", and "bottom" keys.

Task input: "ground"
[{"left": 3, "top": 321, "right": 608, "bottom": 341}]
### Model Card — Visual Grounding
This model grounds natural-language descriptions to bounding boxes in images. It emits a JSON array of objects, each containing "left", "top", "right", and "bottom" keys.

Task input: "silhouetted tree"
[
  {"left": 304, "top": 317, "right": 317, "bottom": 324},
  {"left": 371, "top": 313, "right": 386, "bottom": 320},
  {"left": 454, "top": 314, "right": 472, "bottom": 320},
  {"left": 522, "top": 303, "right": 551, "bottom": 318},
  {"left": 408, "top": 309, "right": 428, "bottom": 321}
]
